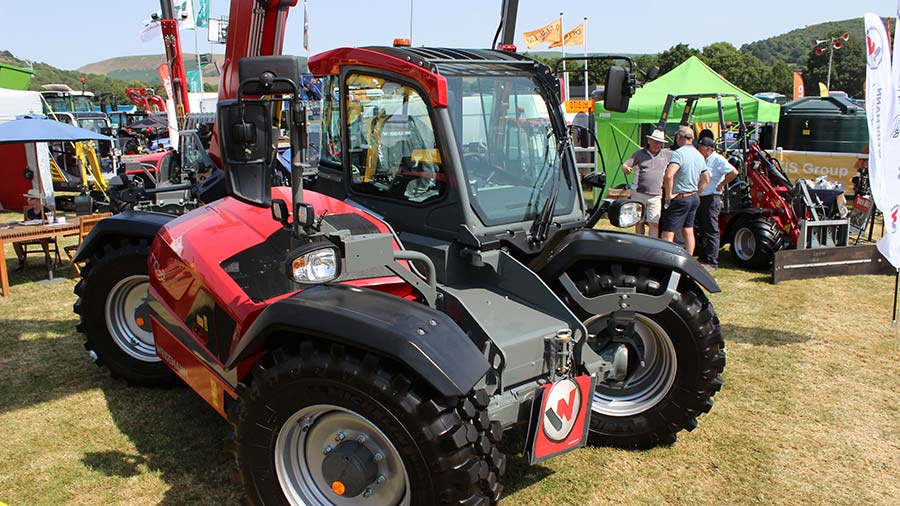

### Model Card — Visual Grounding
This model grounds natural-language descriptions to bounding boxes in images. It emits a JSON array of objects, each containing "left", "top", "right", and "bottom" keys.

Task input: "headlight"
[
  {"left": 290, "top": 248, "right": 340, "bottom": 283},
  {"left": 608, "top": 199, "right": 644, "bottom": 228}
]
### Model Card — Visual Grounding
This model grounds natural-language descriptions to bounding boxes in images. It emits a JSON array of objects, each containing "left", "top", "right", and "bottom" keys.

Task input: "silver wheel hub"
[
  {"left": 105, "top": 275, "right": 158, "bottom": 362},
  {"left": 587, "top": 314, "right": 677, "bottom": 417},
  {"left": 733, "top": 227, "right": 757, "bottom": 261},
  {"left": 275, "top": 405, "right": 410, "bottom": 506}
]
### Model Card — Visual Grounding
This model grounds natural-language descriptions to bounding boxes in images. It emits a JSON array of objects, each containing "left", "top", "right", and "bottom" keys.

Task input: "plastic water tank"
[{"left": 776, "top": 95, "right": 867, "bottom": 153}]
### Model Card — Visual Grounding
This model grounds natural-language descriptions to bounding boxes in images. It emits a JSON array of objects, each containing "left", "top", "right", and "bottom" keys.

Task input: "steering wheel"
[{"left": 464, "top": 152, "right": 497, "bottom": 187}]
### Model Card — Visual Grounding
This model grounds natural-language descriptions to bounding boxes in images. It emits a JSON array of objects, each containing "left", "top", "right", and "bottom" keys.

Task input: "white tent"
[
  {"left": 0, "top": 87, "right": 43, "bottom": 122},
  {"left": 0, "top": 88, "right": 53, "bottom": 208}
]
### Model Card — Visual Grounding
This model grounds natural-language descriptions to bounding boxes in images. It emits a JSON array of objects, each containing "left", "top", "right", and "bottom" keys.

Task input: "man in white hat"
[{"left": 622, "top": 128, "right": 671, "bottom": 237}]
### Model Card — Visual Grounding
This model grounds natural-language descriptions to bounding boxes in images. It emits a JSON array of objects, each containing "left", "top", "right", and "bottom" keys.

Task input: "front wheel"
[
  {"left": 236, "top": 341, "right": 506, "bottom": 506},
  {"left": 74, "top": 239, "right": 178, "bottom": 387},
  {"left": 729, "top": 215, "right": 786, "bottom": 269},
  {"left": 565, "top": 263, "right": 725, "bottom": 448}
]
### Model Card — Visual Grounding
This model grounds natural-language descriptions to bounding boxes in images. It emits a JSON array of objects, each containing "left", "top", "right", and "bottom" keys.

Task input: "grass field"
[{"left": 1, "top": 211, "right": 898, "bottom": 505}]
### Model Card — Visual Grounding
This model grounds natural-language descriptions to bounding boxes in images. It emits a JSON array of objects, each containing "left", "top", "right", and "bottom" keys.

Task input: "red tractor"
[
  {"left": 72, "top": 4, "right": 725, "bottom": 505},
  {"left": 656, "top": 93, "right": 850, "bottom": 269}
]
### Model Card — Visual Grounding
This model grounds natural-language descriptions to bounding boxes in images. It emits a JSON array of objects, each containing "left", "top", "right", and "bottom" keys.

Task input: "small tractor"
[
  {"left": 73, "top": 48, "right": 725, "bottom": 505},
  {"left": 656, "top": 93, "right": 850, "bottom": 269}
]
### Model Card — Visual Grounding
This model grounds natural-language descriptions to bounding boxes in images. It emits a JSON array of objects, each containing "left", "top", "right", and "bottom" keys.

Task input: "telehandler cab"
[{"left": 74, "top": 50, "right": 725, "bottom": 505}]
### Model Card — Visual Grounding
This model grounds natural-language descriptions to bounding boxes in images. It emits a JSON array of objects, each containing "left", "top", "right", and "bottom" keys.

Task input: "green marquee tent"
[{"left": 591, "top": 56, "right": 781, "bottom": 193}]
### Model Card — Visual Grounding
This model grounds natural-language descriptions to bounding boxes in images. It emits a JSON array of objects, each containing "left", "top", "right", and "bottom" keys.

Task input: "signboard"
[
  {"left": 849, "top": 194, "right": 875, "bottom": 236},
  {"left": 565, "top": 100, "right": 593, "bottom": 114},
  {"left": 525, "top": 374, "right": 596, "bottom": 464},
  {"left": 777, "top": 150, "right": 866, "bottom": 193}
]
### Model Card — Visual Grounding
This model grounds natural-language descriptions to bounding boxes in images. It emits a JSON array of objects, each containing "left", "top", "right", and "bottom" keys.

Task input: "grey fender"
[
  {"left": 225, "top": 284, "right": 490, "bottom": 398},
  {"left": 531, "top": 229, "right": 720, "bottom": 293},
  {"left": 72, "top": 210, "right": 176, "bottom": 263}
]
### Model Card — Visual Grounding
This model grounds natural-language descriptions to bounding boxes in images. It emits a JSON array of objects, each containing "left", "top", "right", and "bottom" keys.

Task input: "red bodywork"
[
  {"left": 122, "top": 151, "right": 169, "bottom": 177},
  {"left": 125, "top": 88, "right": 166, "bottom": 113},
  {"left": 159, "top": 11, "right": 190, "bottom": 122},
  {"left": 719, "top": 144, "right": 801, "bottom": 247},
  {"left": 148, "top": 186, "right": 410, "bottom": 417}
]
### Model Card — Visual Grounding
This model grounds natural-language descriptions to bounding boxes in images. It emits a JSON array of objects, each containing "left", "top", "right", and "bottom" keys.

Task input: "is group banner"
[
  {"left": 778, "top": 150, "right": 864, "bottom": 191},
  {"left": 864, "top": 12, "right": 900, "bottom": 268},
  {"left": 196, "top": 0, "right": 210, "bottom": 28}
]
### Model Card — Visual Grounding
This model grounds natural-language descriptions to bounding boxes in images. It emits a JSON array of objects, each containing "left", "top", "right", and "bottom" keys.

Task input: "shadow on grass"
[
  {"left": 95, "top": 381, "right": 241, "bottom": 505},
  {"left": 0, "top": 318, "right": 94, "bottom": 415},
  {"left": 498, "top": 430, "right": 553, "bottom": 496},
  {"left": 3, "top": 256, "right": 76, "bottom": 289},
  {"left": 722, "top": 323, "right": 809, "bottom": 347}
]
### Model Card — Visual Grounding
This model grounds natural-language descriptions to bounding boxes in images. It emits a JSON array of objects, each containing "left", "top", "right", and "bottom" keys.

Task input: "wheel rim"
[
  {"left": 733, "top": 227, "right": 757, "bottom": 261},
  {"left": 275, "top": 404, "right": 411, "bottom": 506},
  {"left": 104, "top": 275, "right": 158, "bottom": 362},
  {"left": 586, "top": 314, "right": 677, "bottom": 417}
]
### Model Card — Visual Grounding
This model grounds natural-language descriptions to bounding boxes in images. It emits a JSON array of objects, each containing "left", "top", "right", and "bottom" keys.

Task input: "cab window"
[
  {"left": 320, "top": 76, "right": 342, "bottom": 167},
  {"left": 345, "top": 73, "right": 444, "bottom": 203}
]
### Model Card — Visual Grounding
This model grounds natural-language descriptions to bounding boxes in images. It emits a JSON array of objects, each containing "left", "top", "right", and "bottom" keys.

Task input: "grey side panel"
[
  {"left": 73, "top": 210, "right": 176, "bottom": 263},
  {"left": 531, "top": 229, "right": 721, "bottom": 293},
  {"left": 225, "top": 284, "right": 489, "bottom": 398}
]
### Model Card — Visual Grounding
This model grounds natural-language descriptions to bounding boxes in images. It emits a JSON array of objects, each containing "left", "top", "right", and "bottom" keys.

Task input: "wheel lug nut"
[
  {"left": 372, "top": 452, "right": 384, "bottom": 462},
  {"left": 363, "top": 488, "right": 374, "bottom": 497},
  {"left": 335, "top": 431, "right": 346, "bottom": 442},
  {"left": 300, "top": 417, "right": 312, "bottom": 432},
  {"left": 356, "top": 434, "right": 367, "bottom": 444},
  {"left": 376, "top": 475, "right": 386, "bottom": 484},
  {"left": 323, "top": 445, "right": 333, "bottom": 455}
]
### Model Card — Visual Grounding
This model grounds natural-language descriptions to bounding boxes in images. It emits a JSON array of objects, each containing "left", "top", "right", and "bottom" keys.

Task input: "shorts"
[
  {"left": 660, "top": 194, "right": 700, "bottom": 233},
  {"left": 632, "top": 192, "right": 661, "bottom": 224}
]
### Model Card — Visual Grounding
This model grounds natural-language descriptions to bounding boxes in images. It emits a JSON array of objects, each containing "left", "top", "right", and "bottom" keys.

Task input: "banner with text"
[
  {"left": 864, "top": 12, "right": 899, "bottom": 268},
  {"left": 778, "top": 150, "right": 865, "bottom": 192}
]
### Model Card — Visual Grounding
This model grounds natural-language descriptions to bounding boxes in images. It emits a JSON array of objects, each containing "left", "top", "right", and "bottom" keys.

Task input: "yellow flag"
[
  {"left": 549, "top": 22, "right": 585, "bottom": 49},
  {"left": 523, "top": 18, "right": 562, "bottom": 49},
  {"left": 818, "top": 82, "right": 829, "bottom": 97}
]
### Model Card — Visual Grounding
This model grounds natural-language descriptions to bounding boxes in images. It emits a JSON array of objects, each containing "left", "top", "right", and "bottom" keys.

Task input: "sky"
[{"left": 1, "top": 0, "right": 898, "bottom": 71}]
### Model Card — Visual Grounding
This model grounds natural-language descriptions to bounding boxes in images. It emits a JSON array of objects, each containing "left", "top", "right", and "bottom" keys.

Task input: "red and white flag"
[{"left": 865, "top": 12, "right": 900, "bottom": 268}]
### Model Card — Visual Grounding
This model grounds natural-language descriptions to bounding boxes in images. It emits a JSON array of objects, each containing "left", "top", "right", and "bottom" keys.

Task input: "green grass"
[{"left": 1, "top": 210, "right": 899, "bottom": 505}]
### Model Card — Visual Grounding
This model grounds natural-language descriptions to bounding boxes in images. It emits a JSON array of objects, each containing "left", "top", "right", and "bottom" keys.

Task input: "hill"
[
  {"left": 741, "top": 17, "right": 870, "bottom": 65},
  {"left": 78, "top": 54, "right": 309, "bottom": 85},
  {"left": 79, "top": 54, "right": 226, "bottom": 85}
]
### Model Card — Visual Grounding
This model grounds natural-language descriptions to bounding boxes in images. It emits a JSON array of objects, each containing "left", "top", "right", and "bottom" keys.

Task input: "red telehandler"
[{"left": 74, "top": 2, "right": 725, "bottom": 504}]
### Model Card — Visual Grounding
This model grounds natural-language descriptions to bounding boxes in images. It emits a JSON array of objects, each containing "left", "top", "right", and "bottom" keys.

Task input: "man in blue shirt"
[
  {"left": 695, "top": 137, "right": 739, "bottom": 269},
  {"left": 661, "top": 126, "right": 710, "bottom": 255}
]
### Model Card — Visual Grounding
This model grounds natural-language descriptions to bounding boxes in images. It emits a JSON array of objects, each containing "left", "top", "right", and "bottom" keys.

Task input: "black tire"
[
  {"left": 74, "top": 239, "right": 178, "bottom": 387},
  {"left": 565, "top": 263, "right": 725, "bottom": 449},
  {"left": 729, "top": 215, "right": 786, "bottom": 269},
  {"left": 236, "top": 340, "right": 506, "bottom": 506}
]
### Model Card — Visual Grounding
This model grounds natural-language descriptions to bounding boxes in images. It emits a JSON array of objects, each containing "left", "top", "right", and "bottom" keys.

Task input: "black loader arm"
[
  {"left": 226, "top": 284, "right": 491, "bottom": 398},
  {"left": 72, "top": 211, "right": 177, "bottom": 263},
  {"left": 532, "top": 229, "right": 720, "bottom": 293}
]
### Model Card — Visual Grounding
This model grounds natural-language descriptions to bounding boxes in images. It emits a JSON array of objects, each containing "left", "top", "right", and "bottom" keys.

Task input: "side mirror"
[
  {"left": 645, "top": 66, "right": 660, "bottom": 81},
  {"left": 582, "top": 171, "right": 606, "bottom": 190},
  {"left": 604, "top": 66, "right": 632, "bottom": 113},
  {"left": 218, "top": 99, "right": 274, "bottom": 207}
]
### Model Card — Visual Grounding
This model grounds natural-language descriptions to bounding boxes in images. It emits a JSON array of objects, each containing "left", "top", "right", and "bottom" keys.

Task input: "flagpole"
[
  {"left": 191, "top": 0, "right": 204, "bottom": 110},
  {"left": 560, "top": 13, "right": 566, "bottom": 101},
  {"left": 583, "top": 17, "right": 588, "bottom": 100}
]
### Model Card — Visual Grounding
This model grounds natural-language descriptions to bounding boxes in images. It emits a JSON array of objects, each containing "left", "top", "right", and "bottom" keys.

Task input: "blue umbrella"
[{"left": 0, "top": 117, "right": 113, "bottom": 144}]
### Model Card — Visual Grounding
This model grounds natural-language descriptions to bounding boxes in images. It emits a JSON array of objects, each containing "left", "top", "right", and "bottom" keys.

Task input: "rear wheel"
[
  {"left": 74, "top": 239, "right": 178, "bottom": 387},
  {"left": 729, "top": 215, "right": 785, "bottom": 269},
  {"left": 564, "top": 263, "right": 725, "bottom": 448},
  {"left": 236, "top": 341, "right": 506, "bottom": 506}
]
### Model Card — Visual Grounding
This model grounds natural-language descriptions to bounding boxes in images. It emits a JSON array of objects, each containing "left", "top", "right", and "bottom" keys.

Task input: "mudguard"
[
  {"left": 226, "top": 283, "right": 490, "bottom": 398},
  {"left": 72, "top": 210, "right": 176, "bottom": 263},
  {"left": 531, "top": 229, "right": 720, "bottom": 293}
]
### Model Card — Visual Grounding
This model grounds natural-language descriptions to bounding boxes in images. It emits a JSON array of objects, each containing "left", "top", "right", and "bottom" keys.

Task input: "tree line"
[{"left": 529, "top": 32, "right": 867, "bottom": 100}]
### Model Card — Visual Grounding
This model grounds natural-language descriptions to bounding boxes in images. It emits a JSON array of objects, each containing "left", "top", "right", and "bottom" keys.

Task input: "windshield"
[
  {"left": 72, "top": 96, "right": 94, "bottom": 112},
  {"left": 447, "top": 73, "right": 575, "bottom": 226}
]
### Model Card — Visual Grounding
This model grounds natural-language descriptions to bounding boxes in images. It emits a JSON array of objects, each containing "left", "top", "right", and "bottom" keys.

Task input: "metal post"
[
  {"left": 893, "top": 269, "right": 899, "bottom": 328},
  {"left": 194, "top": 0, "right": 204, "bottom": 109},
  {"left": 826, "top": 42, "right": 834, "bottom": 90},
  {"left": 583, "top": 17, "right": 588, "bottom": 100},
  {"left": 409, "top": 0, "right": 413, "bottom": 42},
  {"left": 560, "top": 13, "right": 566, "bottom": 101}
]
